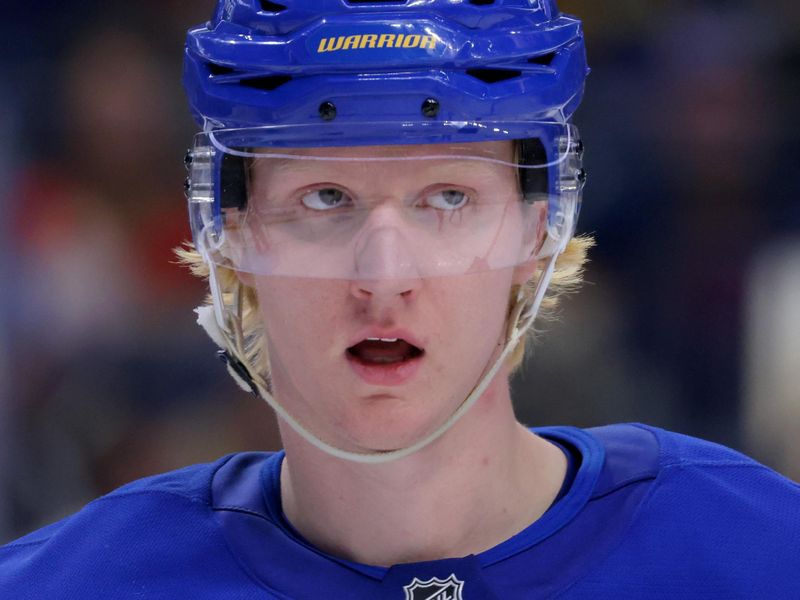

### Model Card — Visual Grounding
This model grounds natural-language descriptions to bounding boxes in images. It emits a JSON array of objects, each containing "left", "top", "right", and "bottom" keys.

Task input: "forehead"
[
  {"left": 259, "top": 140, "right": 515, "bottom": 161},
  {"left": 249, "top": 140, "right": 517, "bottom": 185}
]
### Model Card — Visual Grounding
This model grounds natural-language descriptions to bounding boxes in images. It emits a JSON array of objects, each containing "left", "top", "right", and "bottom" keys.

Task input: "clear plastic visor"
[{"left": 191, "top": 125, "right": 574, "bottom": 280}]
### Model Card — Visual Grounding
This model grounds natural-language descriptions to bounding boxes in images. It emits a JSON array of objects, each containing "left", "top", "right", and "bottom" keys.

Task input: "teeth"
[{"left": 366, "top": 337, "right": 399, "bottom": 343}]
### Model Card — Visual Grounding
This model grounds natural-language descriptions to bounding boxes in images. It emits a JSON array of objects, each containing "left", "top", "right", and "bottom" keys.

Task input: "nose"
[
  {"left": 350, "top": 275, "right": 420, "bottom": 301},
  {"left": 349, "top": 210, "right": 422, "bottom": 300}
]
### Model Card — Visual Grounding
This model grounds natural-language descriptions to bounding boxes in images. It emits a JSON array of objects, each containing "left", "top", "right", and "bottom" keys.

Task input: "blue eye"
[
  {"left": 301, "top": 188, "right": 351, "bottom": 210},
  {"left": 426, "top": 190, "right": 469, "bottom": 210}
]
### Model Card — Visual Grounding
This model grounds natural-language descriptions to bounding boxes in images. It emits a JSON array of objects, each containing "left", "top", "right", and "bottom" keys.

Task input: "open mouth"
[{"left": 346, "top": 338, "right": 425, "bottom": 366}]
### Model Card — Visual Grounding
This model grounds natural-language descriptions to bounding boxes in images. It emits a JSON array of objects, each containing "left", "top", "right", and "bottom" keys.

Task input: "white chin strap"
[{"left": 196, "top": 251, "right": 561, "bottom": 465}]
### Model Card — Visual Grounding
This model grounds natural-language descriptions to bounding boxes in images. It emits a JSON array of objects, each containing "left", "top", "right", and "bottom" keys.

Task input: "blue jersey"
[{"left": 2, "top": 424, "right": 799, "bottom": 599}]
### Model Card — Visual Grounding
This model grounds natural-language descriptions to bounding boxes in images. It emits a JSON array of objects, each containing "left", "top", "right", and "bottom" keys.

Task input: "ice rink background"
[{"left": 1, "top": 0, "right": 798, "bottom": 542}]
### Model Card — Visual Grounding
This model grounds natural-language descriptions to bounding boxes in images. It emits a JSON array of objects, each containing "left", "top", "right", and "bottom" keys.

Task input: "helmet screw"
[
  {"left": 183, "top": 177, "right": 192, "bottom": 196},
  {"left": 319, "top": 101, "right": 337, "bottom": 121},
  {"left": 421, "top": 98, "right": 440, "bottom": 118},
  {"left": 577, "top": 168, "right": 587, "bottom": 185},
  {"left": 184, "top": 150, "right": 193, "bottom": 169}
]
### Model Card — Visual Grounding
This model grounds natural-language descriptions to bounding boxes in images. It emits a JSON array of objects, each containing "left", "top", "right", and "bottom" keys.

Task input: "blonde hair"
[{"left": 176, "top": 234, "right": 592, "bottom": 378}]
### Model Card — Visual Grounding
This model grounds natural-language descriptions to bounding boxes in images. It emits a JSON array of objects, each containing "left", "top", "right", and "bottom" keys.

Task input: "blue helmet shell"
[{"left": 183, "top": 0, "right": 589, "bottom": 145}]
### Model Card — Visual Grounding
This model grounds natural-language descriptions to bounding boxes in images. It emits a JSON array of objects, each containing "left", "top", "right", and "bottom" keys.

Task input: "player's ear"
[{"left": 513, "top": 200, "right": 547, "bottom": 285}]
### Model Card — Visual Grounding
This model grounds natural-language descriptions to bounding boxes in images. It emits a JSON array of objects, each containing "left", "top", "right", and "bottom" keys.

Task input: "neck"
[{"left": 278, "top": 376, "right": 567, "bottom": 567}]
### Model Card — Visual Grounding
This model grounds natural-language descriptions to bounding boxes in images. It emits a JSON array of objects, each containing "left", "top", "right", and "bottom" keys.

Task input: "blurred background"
[{"left": 1, "top": 0, "right": 798, "bottom": 542}]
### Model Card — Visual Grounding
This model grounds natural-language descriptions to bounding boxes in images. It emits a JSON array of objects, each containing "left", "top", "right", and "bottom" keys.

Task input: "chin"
[{"left": 335, "top": 394, "right": 453, "bottom": 454}]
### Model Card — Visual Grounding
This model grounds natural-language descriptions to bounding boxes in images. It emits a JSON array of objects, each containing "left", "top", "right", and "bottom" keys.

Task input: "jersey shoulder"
[
  {"left": 586, "top": 421, "right": 799, "bottom": 488},
  {"left": 587, "top": 422, "right": 800, "bottom": 541},
  {"left": 2, "top": 456, "right": 224, "bottom": 547},
  {"left": 0, "top": 453, "right": 279, "bottom": 600},
  {"left": 569, "top": 423, "right": 800, "bottom": 598}
]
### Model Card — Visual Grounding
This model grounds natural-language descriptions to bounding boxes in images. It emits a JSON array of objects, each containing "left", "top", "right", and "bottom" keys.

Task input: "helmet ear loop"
[
  {"left": 202, "top": 250, "right": 272, "bottom": 396},
  {"left": 506, "top": 249, "right": 559, "bottom": 351},
  {"left": 506, "top": 284, "right": 530, "bottom": 345},
  {"left": 229, "top": 280, "right": 270, "bottom": 392},
  {"left": 506, "top": 193, "right": 561, "bottom": 347}
]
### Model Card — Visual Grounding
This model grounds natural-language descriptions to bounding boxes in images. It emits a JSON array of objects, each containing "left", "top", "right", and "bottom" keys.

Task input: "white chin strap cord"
[{"left": 196, "top": 251, "right": 560, "bottom": 465}]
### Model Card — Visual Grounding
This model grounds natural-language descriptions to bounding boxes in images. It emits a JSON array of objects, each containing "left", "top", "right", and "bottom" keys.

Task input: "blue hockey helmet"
[
  {"left": 184, "top": 0, "right": 588, "bottom": 135},
  {"left": 183, "top": 0, "right": 588, "bottom": 279}
]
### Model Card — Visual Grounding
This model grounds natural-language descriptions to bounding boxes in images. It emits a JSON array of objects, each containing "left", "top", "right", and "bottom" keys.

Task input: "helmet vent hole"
[
  {"left": 528, "top": 52, "right": 557, "bottom": 66},
  {"left": 240, "top": 75, "right": 293, "bottom": 91},
  {"left": 208, "top": 63, "right": 237, "bottom": 77},
  {"left": 259, "top": 0, "right": 287, "bottom": 12},
  {"left": 466, "top": 68, "right": 522, "bottom": 84},
  {"left": 469, "top": 0, "right": 495, "bottom": 5}
]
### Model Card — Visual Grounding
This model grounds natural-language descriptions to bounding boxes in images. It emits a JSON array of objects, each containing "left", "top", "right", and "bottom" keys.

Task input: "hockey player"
[{"left": 2, "top": 1, "right": 799, "bottom": 598}]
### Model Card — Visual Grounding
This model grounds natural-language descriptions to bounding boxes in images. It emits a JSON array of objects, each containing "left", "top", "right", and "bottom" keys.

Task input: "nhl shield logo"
[{"left": 403, "top": 574, "right": 465, "bottom": 600}]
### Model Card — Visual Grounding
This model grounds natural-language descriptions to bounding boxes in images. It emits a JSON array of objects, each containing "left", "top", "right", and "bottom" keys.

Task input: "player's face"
[{"left": 249, "top": 141, "right": 538, "bottom": 452}]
